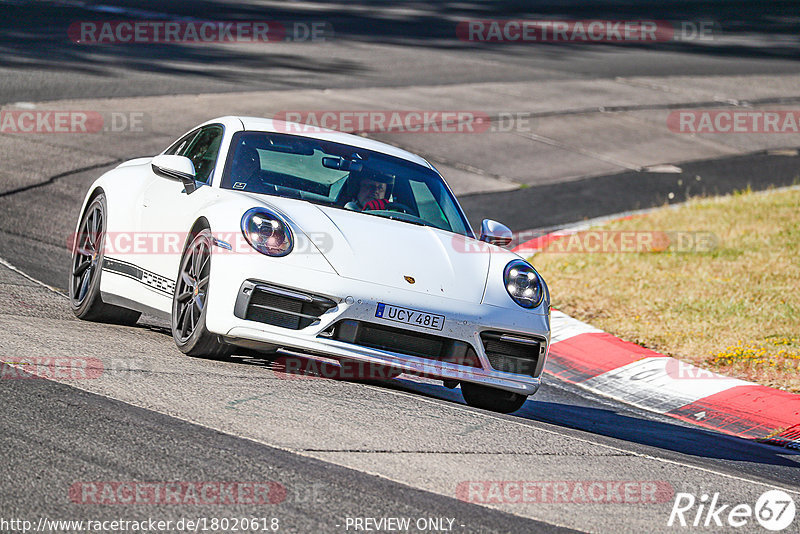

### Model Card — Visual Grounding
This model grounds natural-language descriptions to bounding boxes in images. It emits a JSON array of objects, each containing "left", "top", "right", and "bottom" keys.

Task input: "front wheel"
[
  {"left": 461, "top": 382, "right": 527, "bottom": 413},
  {"left": 69, "top": 193, "right": 141, "bottom": 325},
  {"left": 171, "top": 228, "right": 232, "bottom": 359}
]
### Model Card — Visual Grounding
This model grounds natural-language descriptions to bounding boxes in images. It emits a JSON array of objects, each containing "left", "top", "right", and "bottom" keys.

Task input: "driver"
[{"left": 344, "top": 168, "right": 395, "bottom": 211}]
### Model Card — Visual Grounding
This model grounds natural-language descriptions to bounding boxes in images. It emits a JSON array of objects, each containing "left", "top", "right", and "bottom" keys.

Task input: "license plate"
[{"left": 375, "top": 303, "right": 445, "bottom": 331}]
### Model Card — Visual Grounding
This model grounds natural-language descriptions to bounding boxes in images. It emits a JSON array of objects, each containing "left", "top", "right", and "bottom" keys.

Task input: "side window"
[
  {"left": 182, "top": 125, "right": 224, "bottom": 184},
  {"left": 164, "top": 130, "right": 199, "bottom": 156}
]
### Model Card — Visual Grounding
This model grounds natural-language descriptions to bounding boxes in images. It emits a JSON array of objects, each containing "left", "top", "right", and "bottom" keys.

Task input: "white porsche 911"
[{"left": 70, "top": 116, "right": 550, "bottom": 413}]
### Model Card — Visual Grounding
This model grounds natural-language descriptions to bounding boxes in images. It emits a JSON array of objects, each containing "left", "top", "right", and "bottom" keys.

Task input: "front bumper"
[{"left": 205, "top": 253, "right": 550, "bottom": 396}]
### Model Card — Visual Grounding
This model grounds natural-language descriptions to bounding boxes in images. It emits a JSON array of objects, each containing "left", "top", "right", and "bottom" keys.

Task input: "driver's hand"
[{"left": 363, "top": 199, "right": 388, "bottom": 211}]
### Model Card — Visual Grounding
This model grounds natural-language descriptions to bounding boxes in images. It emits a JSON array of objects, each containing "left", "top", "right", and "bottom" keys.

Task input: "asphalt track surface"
[
  {"left": 3, "top": 376, "right": 569, "bottom": 533},
  {"left": 2, "top": 1, "right": 800, "bottom": 533},
  {"left": 461, "top": 150, "right": 800, "bottom": 233},
  {"left": 3, "top": 0, "right": 800, "bottom": 105}
]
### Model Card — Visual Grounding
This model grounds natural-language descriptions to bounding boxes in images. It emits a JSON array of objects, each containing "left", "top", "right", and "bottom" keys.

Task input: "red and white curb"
[
  {"left": 512, "top": 211, "right": 644, "bottom": 257},
  {"left": 513, "top": 235, "right": 800, "bottom": 449}
]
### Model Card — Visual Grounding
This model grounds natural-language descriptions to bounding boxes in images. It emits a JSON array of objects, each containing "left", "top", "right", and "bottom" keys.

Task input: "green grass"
[{"left": 532, "top": 187, "right": 800, "bottom": 392}]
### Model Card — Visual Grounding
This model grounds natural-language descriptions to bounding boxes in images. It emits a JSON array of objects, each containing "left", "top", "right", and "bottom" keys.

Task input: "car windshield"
[{"left": 220, "top": 131, "right": 472, "bottom": 237}]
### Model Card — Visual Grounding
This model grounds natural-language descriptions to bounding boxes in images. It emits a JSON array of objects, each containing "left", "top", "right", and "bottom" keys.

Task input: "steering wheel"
[{"left": 381, "top": 201, "right": 413, "bottom": 214}]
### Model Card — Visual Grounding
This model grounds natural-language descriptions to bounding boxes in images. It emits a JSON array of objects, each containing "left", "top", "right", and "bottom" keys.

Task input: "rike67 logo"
[{"left": 668, "top": 489, "right": 796, "bottom": 531}]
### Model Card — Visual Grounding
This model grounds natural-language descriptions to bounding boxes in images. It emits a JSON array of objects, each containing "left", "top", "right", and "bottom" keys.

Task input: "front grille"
[
  {"left": 234, "top": 280, "right": 337, "bottom": 330},
  {"left": 358, "top": 324, "right": 444, "bottom": 358},
  {"left": 326, "top": 320, "right": 481, "bottom": 367},
  {"left": 481, "top": 332, "right": 545, "bottom": 377}
]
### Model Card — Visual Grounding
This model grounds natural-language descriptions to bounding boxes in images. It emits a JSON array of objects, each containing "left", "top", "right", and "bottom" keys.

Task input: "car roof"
[{"left": 199, "top": 115, "right": 433, "bottom": 169}]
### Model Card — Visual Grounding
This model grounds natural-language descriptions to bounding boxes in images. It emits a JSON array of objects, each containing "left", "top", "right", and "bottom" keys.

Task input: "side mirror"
[
  {"left": 480, "top": 219, "right": 513, "bottom": 247},
  {"left": 151, "top": 155, "right": 198, "bottom": 194}
]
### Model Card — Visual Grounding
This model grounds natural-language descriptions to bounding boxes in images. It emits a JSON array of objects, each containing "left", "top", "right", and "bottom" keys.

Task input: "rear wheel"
[
  {"left": 69, "top": 193, "right": 141, "bottom": 325},
  {"left": 461, "top": 382, "right": 527, "bottom": 413},
  {"left": 172, "top": 228, "right": 232, "bottom": 358}
]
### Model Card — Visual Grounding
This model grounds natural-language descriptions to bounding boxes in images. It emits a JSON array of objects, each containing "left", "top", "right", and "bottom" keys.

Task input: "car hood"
[
  {"left": 246, "top": 195, "right": 492, "bottom": 304},
  {"left": 317, "top": 206, "right": 491, "bottom": 303}
]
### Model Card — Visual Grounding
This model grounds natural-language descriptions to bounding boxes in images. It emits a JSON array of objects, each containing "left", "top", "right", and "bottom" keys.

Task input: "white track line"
[
  {"left": 0, "top": 256, "right": 67, "bottom": 297},
  {"left": 361, "top": 384, "right": 800, "bottom": 494}
]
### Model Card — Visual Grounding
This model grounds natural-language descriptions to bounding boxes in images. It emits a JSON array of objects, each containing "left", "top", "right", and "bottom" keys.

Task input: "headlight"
[
  {"left": 504, "top": 259, "right": 544, "bottom": 308},
  {"left": 241, "top": 207, "right": 293, "bottom": 257}
]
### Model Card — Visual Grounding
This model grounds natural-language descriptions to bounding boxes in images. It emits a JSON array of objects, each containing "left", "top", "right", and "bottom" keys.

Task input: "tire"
[
  {"left": 69, "top": 193, "right": 141, "bottom": 325},
  {"left": 461, "top": 382, "right": 528, "bottom": 413},
  {"left": 171, "top": 228, "right": 232, "bottom": 358}
]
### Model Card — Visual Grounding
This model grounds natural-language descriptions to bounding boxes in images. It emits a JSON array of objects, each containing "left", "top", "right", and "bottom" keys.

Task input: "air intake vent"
[
  {"left": 480, "top": 332, "right": 545, "bottom": 377},
  {"left": 234, "top": 280, "right": 336, "bottom": 330},
  {"left": 326, "top": 320, "right": 481, "bottom": 368}
]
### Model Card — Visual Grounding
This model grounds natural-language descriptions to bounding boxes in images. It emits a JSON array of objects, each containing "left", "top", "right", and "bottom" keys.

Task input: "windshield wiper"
[{"left": 365, "top": 211, "right": 433, "bottom": 228}]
